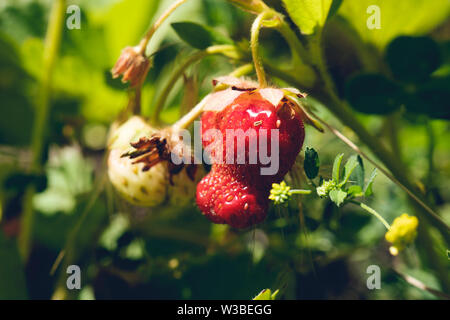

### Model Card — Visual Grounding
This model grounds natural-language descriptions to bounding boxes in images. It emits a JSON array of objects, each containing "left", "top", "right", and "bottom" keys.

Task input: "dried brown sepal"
[
  {"left": 112, "top": 46, "right": 151, "bottom": 87},
  {"left": 121, "top": 133, "right": 197, "bottom": 185}
]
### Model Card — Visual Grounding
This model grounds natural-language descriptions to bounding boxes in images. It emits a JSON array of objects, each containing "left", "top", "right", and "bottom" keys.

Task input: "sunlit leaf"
[
  {"left": 282, "top": 0, "right": 334, "bottom": 35},
  {"left": 347, "top": 184, "right": 363, "bottom": 197},
  {"left": 338, "top": 0, "right": 450, "bottom": 50},
  {"left": 95, "top": 0, "right": 160, "bottom": 65}
]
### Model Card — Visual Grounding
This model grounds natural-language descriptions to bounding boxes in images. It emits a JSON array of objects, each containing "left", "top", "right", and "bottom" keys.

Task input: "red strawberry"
[
  {"left": 197, "top": 82, "right": 306, "bottom": 229},
  {"left": 196, "top": 164, "right": 269, "bottom": 229},
  {"left": 213, "top": 91, "right": 304, "bottom": 181}
]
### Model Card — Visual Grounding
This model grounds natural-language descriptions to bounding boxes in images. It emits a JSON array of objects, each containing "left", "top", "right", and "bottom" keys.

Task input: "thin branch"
[{"left": 393, "top": 269, "right": 450, "bottom": 300}]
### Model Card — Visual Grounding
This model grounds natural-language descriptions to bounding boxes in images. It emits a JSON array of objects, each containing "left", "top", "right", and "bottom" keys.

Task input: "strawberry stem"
[
  {"left": 350, "top": 200, "right": 391, "bottom": 230},
  {"left": 19, "top": 0, "right": 66, "bottom": 262},
  {"left": 228, "top": 63, "right": 254, "bottom": 78},
  {"left": 250, "top": 11, "right": 272, "bottom": 87},
  {"left": 139, "top": 0, "right": 189, "bottom": 55},
  {"left": 172, "top": 94, "right": 211, "bottom": 131}
]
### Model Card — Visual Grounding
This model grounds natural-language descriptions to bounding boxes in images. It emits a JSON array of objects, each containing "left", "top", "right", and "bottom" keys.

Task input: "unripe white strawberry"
[
  {"left": 107, "top": 117, "right": 167, "bottom": 206},
  {"left": 108, "top": 148, "right": 168, "bottom": 206},
  {"left": 107, "top": 116, "right": 201, "bottom": 207}
]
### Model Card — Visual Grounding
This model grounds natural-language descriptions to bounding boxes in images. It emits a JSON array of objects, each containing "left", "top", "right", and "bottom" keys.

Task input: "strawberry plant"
[{"left": 0, "top": 0, "right": 449, "bottom": 300}]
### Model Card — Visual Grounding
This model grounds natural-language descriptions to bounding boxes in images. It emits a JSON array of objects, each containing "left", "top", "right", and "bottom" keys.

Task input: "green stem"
[
  {"left": 425, "top": 120, "right": 435, "bottom": 196},
  {"left": 19, "top": 0, "right": 66, "bottom": 261},
  {"left": 393, "top": 269, "right": 450, "bottom": 299},
  {"left": 139, "top": 0, "right": 189, "bottom": 55},
  {"left": 228, "top": 63, "right": 254, "bottom": 78},
  {"left": 250, "top": 11, "right": 271, "bottom": 87},
  {"left": 351, "top": 201, "right": 391, "bottom": 230},
  {"left": 290, "top": 189, "right": 312, "bottom": 195},
  {"left": 275, "top": 16, "right": 312, "bottom": 67},
  {"left": 213, "top": 63, "right": 254, "bottom": 92},
  {"left": 171, "top": 94, "right": 211, "bottom": 131}
]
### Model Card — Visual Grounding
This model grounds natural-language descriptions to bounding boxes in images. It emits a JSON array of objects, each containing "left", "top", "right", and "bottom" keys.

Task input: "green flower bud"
[{"left": 316, "top": 179, "right": 336, "bottom": 197}]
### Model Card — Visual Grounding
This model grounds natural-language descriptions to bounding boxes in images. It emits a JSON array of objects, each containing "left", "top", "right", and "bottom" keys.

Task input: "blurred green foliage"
[{"left": 0, "top": 0, "right": 449, "bottom": 300}]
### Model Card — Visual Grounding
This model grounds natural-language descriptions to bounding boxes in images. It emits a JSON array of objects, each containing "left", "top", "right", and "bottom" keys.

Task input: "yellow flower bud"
[{"left": 385, "top": 213, "right": 418, "bottom": 255}]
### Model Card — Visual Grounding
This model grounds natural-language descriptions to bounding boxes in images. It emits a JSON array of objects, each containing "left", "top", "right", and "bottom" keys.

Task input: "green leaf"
[
  {"left": 33, "top": 146, "right": 94, "bottom": 215},
  {"left": 364, "top": 168, "right": 377, "bottom": 197},
  {"left": 347, "top": 185, "right": 363, "bottom": 197},
  {"left": 350, "top": 155, "right": 365, "bottom": 188},
  {"left": 0, "top": 2, "right": 46, "bottom": 43},
  {"left": 99, "top": 214, "right": 129, "bottom": 251},
  {"left": 172, "top": 22, "right": 233, "bottom": 50},
  {"left": 332, "top": 153, "right": 344, "bottom": 183},
  {"left": 340, "top": 155, "right": 359, "bottom": 186},
  {"left": 404, "top": 76, "right": 450, "bottom": 120},
  {"left": 329, "top": 189, "right": 347, "bottom": 207},
  {"left": 0, "top": 230, "right": 28, "bottom": 299},
  {"left": 386, "top": 36, "right": 441, "bottom": 82},
  {"left": 282, "top": 0, "right": 334, "bottom": 35},
  {"left": 304, "top": 147, "right": 320, "bottom": 179},
  {"left": 338, "top": 0, "right": 450, "bottom": 50},
  {"left": 345, "top": 73, "right": 404, "bottom": 115}
]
